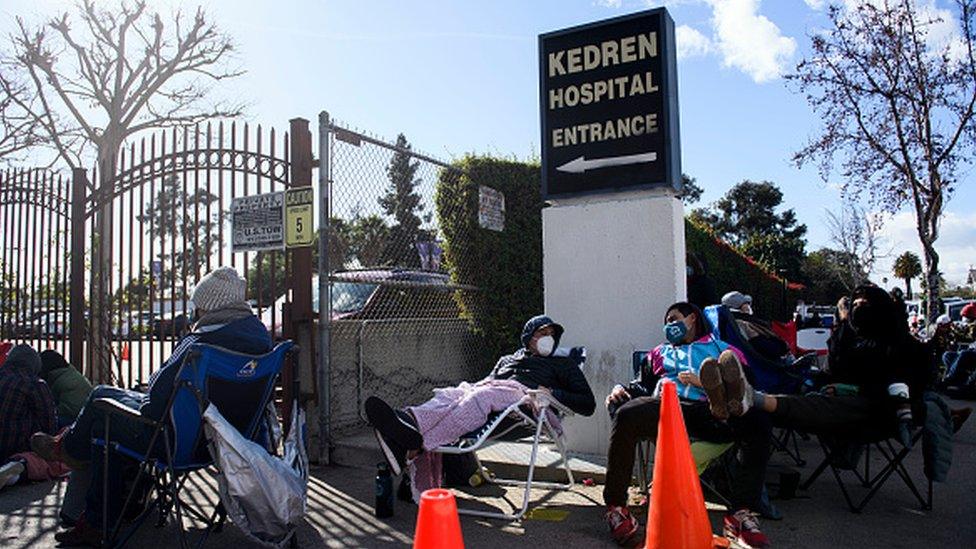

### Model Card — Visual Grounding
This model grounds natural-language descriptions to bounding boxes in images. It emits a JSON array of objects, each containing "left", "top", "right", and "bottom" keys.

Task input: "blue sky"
[{"left": 3, "top": 0, "right": 975, "bottom": 285}]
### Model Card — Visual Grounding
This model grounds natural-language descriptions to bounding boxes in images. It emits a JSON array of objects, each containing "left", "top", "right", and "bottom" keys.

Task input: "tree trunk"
[
  {"left": 922, "top": 243, "right": 941, "bottom": 323},
  {"left": 905, "top": 277, "right": 912, "bottom": 301},
  {"left": 89, "top": 140, "right": 119, "bottom": 384}
]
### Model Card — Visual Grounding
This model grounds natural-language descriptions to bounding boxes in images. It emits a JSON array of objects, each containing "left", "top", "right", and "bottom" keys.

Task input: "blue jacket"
[{"left": 140, "top": 315, "right": 272, "bottom": 421}]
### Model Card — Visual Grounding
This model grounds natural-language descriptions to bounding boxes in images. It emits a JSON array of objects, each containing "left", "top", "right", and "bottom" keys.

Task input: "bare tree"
[
  {"left": 0, "top": 67, "right": 45, "bottom": 164},
  {"left": 5, "top": 0, "right": 243, "bottom": 382},
  {"left": 824, "top": 203, "right": 887, "bottom": 290},
  {"left": 789, "top": 0, "right": 976, "bottom": 321}
]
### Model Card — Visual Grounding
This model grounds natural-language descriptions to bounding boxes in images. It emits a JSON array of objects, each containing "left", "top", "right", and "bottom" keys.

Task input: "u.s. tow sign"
[{"left": 539, "top": 8, "right": 681, "bottom": 199}]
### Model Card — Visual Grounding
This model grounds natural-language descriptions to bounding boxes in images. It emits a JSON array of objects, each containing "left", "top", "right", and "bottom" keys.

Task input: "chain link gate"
[{"left": 317, "top": 114, "right": 489, "bottom": 449}]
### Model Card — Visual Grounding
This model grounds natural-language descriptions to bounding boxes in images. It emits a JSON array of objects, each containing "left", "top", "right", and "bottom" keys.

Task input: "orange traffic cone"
[
  {"left": 413, "top": 489, "right": 464, "bottom": 549},
  {"left": 644, "top": 382, "right": 716, "bottom": 549},
  {"left": 120, "top": 343, "right": 130, "bottom": 361}
]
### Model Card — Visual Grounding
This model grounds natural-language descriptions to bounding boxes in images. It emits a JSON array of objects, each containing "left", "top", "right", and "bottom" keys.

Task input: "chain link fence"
[{"left": 324, "top": 121, "right": 490, "bottom": 438}]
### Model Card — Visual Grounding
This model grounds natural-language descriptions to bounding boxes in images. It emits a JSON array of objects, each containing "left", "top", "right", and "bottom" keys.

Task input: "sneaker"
[
  {"left": 700, "top": 357, "right": 729, "bottom": 421},
  {"left": 724, "top": 508, "right": 770, "bottom": 548},
  {"left": 30, "top": 428, "right": 88, "bottom": 470},
  {"left": 0, "top": 460, "right": 25, "bottom": 489},
  {"left": 719, "top": 351, "right": 752, "bottom": 417},
  {"left": 605, "top": 505, "right": 640, "bottom": 546},
  {"left": 365, "top": 396, "right": 423, "bottom": 476}
]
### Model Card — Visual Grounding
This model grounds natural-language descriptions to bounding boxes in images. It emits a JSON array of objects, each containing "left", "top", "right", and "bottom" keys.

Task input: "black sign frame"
[{"left": 539, "top": 8, "right": 681, "bottom": 200}]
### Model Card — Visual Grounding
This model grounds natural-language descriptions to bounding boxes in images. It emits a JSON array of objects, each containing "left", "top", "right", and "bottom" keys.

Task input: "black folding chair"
[{"left": 800, "top": 428, "right": 932, "bottom": 513}]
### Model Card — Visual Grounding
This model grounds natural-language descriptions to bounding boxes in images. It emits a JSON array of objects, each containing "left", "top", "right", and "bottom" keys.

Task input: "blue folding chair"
[{"left": 92, "top": 341, "right": 296, "bottom": 548}]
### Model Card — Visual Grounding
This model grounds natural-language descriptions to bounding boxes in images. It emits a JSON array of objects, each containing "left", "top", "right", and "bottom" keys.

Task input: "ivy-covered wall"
[{"left": 435, "top": 156, "right": 544, "bottom": 365}]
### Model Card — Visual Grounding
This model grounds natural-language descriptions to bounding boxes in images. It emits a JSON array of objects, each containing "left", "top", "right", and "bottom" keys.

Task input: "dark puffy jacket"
[
  {"left": 828, "top": 286, "right": 929, "bottom": 401},
  {"left": 40, "top": 351, "right": 93, "bottom": 421},
  {"left": 140, "top": 314, "right": 272, "bottom": 421},
  {"left": 489, "top": 349, "right": 595, "bottom": 416}
]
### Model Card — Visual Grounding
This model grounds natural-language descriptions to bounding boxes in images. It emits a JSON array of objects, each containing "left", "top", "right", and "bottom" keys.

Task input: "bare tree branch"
[{"left": 788, "top": 0, "right": 976, "bottom": 320}]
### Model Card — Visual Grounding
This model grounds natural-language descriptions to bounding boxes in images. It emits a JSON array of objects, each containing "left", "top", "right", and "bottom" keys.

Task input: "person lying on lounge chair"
[{"left": 364, "top": 315, "right": 595, "bottom": 478}]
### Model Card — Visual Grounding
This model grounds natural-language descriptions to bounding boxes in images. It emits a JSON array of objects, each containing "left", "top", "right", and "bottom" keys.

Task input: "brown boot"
[{"left": 30, "top": 428, "right": 88, "bottom": 470}]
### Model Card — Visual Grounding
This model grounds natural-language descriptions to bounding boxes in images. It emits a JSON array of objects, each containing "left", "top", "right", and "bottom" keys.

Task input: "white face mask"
[
  {"left": 534, "top": 335, "right": 555, "bottom": 356},
  {"left": 742, "top": 304, "right": 753, "bottom": 315}
]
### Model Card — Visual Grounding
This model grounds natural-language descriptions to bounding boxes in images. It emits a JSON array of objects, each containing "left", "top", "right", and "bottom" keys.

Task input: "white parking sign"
[{"left": 231, "top": 191, "right": 285, "bottom": 252}]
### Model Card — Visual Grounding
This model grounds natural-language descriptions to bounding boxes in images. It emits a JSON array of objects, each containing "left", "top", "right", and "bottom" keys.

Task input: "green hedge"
[
  {"left": 685, "top": 217, "right": 803, "bottom": 321},
  {"left": 436, "top": 159, "right": 801, "bottom": 361},
  {"left": 435, "top": 156, "right": 544, "bottom": 364}
]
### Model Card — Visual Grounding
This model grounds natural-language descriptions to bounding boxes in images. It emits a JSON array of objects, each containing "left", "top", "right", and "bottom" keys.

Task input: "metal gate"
[
  {"left": 1, "top": 118, "right": 314, "bottom": 394},
  {"left": 0, "top": 170, "right": 73, "bottom": 358}
]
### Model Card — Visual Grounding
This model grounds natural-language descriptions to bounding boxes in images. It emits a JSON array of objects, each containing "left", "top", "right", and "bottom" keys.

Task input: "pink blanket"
[
  {"left": 405, "top": 379, "right": 562, "bottom": 501},
  {"left": 9, "top": 451, "right": 70, "bottom": 481}
]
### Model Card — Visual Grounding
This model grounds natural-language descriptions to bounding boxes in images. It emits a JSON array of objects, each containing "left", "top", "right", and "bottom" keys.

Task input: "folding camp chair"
[
  {"left": 629, "top": 350, "right": 735, "bottom": 508},
  {"left": 800, "top": 428, "right": 932, "bottom": 513},
  {"left": 703, "top": 305, "right": 819, "bottom": 467},
  {"left": 434, "top": 348, "right": 585, "bottom": 521},
  {"left": 92, "top": 341, "right": 296, "bottom": 548}
]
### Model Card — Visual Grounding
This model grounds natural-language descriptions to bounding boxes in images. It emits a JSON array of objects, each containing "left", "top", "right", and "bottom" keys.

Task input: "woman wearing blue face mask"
[{"left": 602, "top": 302, "right": 773, "bottom": 549}]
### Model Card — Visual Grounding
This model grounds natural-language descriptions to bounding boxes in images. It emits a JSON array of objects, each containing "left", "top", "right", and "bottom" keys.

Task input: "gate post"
[
  {"left": 69, "top": 169, "right": 87, "bottom": 373},
  {"left": 287, "top": 118, "right": 317, "bottom": 454}
]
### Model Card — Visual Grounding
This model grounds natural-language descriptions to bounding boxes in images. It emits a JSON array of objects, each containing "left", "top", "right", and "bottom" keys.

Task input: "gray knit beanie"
[{"left": 191, "top": 267, "right": 247, "bottom": 311}]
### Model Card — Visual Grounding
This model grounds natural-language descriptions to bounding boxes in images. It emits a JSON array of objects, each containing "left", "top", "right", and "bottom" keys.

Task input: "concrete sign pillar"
[
  {"left": 538, "top": 8, "right": 683, "bottom": 456},
  {"left": 543, "top": 188, "right": 685, "bottom": 456}
]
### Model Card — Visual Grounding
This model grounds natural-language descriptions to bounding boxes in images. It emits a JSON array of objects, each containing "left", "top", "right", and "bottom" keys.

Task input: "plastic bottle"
[{"left": 375, "top": 462, "right": 394, "bottom": 518}]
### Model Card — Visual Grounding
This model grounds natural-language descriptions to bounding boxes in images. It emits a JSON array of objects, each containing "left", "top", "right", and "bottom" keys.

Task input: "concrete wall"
[
  {"left": 543, "top": 188, "right": 686, "bottom": 456},
  {"left": 327, "top": 318, "right": 486, "bottom": 439}
]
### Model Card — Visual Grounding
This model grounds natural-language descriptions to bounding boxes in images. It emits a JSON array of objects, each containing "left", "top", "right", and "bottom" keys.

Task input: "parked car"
[
  {"left": 153, "top": 311, "right": 192, "bottom": 339},
  {"left": 35, "top": 311, "right": 70, "bottom": 337},
  {"left": 116, "top": 311, "right": 160, "bottom": 339},
  {"left": 261, "top": 269, "right": 462, "bottom": 334},
  {"left": 946, "top": 299, "right": 975, "bottom": 322}
]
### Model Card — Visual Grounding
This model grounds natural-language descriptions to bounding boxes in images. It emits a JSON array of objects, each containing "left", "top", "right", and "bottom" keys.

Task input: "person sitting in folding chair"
[
  {"left": 718, "top": 285, "right": 961, "bottom": 512},
  {"left": 603, "top": 302, "right": 772, "bottom": 548},
  {"left": 31, "top": 267, "right": 272, "bottom": 546},
  {"left": 364, "top": 315, "right": 595, "bottom": 482}
]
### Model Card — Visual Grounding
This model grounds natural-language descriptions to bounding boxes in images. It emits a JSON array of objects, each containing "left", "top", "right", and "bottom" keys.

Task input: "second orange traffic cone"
[
  {"left": 644, "top": 381, "right": 715, "bottom": 549},
  {"left": 120, "top": 343, "right": 130, "bottom": 361},
  {"left": 413, "top": 489, "right": 464, "bottom": 549}
]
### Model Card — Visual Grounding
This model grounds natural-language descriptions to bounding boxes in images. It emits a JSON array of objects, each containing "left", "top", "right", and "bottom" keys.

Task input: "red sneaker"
[
  {"left": 605, "top": 505, "right": 640, "bottom": 546},
  {"left": 724, "top": 509, "right": 770, "bottom": 548}
]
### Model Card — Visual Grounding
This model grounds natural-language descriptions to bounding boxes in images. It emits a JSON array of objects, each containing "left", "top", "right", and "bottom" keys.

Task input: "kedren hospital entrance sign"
[
  {"left": 539, "top": 9, "right": 680, "bottom": 198},
  {"left": 539, "top": 9, "right": 686, "bottom": 456}
]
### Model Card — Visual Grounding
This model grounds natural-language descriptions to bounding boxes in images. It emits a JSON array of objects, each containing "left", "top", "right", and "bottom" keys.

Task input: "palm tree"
[{"left": 893, "top": 252, "right": 922, "bottom": 300}]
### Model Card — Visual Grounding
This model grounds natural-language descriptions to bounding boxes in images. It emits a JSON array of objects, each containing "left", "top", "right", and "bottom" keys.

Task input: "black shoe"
[
  {"left": 397, "top": 475, "right": 414, "bottom": 502},
  {"left": 365, "top": 397, "right": 423, "bottom": 476}
]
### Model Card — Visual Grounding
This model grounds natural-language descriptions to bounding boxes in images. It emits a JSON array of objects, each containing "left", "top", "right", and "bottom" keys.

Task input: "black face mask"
[{"left": 850, "top": 304, "right": 879, "bottom": 335}]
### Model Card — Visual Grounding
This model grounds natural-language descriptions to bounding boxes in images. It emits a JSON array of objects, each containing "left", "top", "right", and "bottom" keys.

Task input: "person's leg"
[
  {"left": 726, "top": 408, "right": 772, "bottom": 511},
  {"left": 79, "top": 411, "right": 156, "bottom": 535},
  {"left": 60, "top": 386, "right": 147, "bottom": 462},
  {"left": 758, "top": 393, "right": 880, "bottom": 434},
  {"left": 603, "top": 396, "right": 662, "bottom": 506},
  {"left": 60, "top": 469, "right": 91, "bottom": 525}
]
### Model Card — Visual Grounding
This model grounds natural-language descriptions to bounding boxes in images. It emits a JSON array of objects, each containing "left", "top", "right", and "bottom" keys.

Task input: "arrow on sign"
[{"left": 556, "top": 152, "right": 658, "bottom": 173}]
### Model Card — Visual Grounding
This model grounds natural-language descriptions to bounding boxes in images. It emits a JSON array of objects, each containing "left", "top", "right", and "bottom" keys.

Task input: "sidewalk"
[{"left": 2, "top": 401, "right": 975, "bottom": 548}]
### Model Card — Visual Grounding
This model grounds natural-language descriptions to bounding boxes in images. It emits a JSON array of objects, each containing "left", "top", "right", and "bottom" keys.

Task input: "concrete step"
[{"left": 331, "top": 430, "right": 607, "bottom": 484}]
